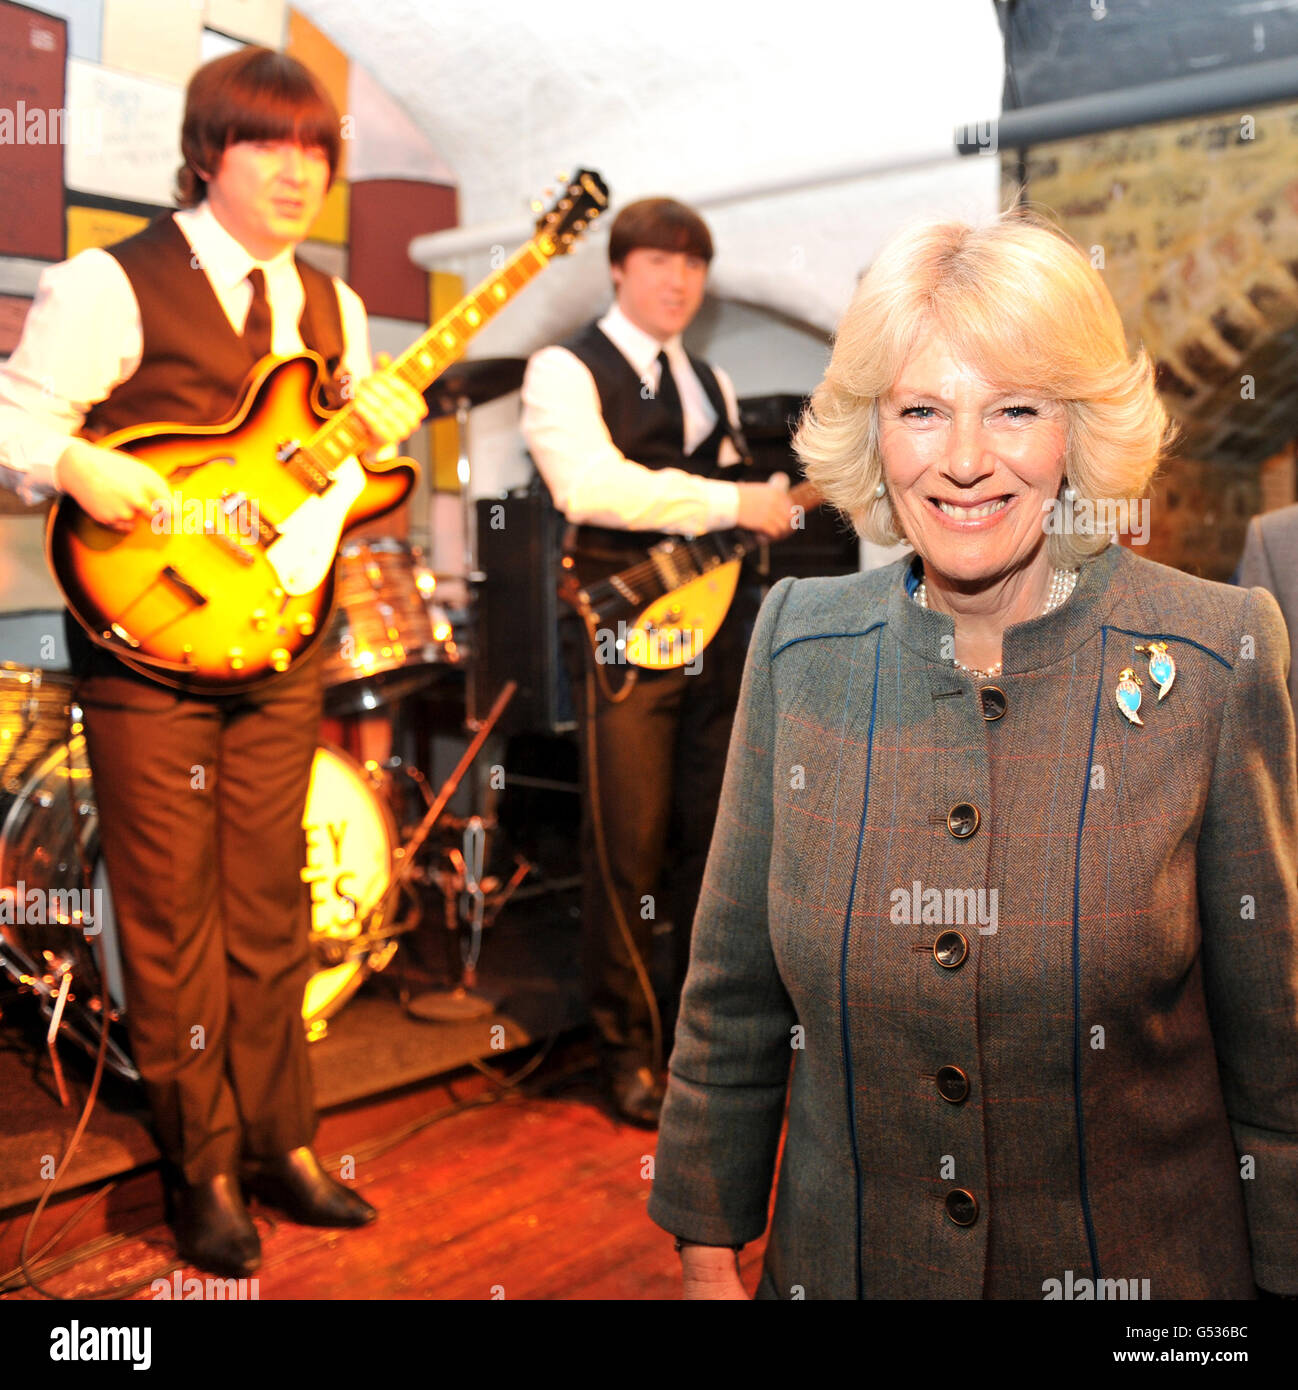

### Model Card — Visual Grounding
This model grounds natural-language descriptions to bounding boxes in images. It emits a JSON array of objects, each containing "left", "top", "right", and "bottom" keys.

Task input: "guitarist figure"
[
  {"left": 522, "top": 198, "right": 796, "bottom": 1127},
  {"left": 0, "top": 49, "right": 426, "bottom": 1274}
]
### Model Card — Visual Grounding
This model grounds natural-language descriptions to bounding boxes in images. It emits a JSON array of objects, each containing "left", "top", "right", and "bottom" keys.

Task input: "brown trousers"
[{"left": 77, "top": 641, "right": 322, "bottom": 1185}]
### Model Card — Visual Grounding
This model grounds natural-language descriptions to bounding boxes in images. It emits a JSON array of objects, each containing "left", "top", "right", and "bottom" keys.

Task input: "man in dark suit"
[
  {"left": 0, "top": 48, "right": 426, "bottom": 1275},
  {"left": 521, "top": 199, "right": 796, "bottom": 1125},
  {"left": 1239, "top": 502, "right": 1298, "bottom": 719}
]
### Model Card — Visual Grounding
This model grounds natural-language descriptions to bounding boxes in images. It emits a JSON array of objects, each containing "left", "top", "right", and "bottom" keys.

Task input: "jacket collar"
[{"left": 886, "top": 541, "right": 1129, "bottom": 674}]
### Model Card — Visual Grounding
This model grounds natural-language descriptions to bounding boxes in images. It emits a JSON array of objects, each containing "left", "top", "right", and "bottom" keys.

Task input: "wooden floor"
[{"left": 0, "top": 1044, "right": 770, "bottom": 1301}]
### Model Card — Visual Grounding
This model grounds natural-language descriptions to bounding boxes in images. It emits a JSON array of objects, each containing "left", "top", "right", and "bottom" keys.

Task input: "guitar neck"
[{"left": 301, "top": 237, "right": 558, "bottom": 472}]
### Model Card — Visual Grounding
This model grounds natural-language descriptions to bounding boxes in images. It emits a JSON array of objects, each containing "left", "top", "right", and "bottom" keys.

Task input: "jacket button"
[
  {"left": 945, "top": 1189, "right": 979, "bottom": 1226},
  {"left": 933, "top": 930, "right": 968, "bottom": 969},
  {"left": 980, "top": 685, "right": 1006, "bottom": 720},
  {"left": 946, "top": 802, "right": 980, "bottom": 838},
  {"left": 936, "top": 1065, "right": 970, "bottom": 1103}
]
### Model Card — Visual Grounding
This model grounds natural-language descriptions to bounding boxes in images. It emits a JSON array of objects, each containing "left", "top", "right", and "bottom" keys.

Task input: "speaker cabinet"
[{"left": 474, "top": 479, "right": 574, "bottom": 736}]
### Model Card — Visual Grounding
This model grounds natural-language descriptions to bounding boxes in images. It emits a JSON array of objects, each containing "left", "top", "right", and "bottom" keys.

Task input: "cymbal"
[{"left": 424, "top": 358, "right": 527, "bottom": 418}]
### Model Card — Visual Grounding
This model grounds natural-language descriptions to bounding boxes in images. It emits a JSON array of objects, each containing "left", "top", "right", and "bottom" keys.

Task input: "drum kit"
[{"left": 0, "top": 358, "right": 532, "bottom": 1092}]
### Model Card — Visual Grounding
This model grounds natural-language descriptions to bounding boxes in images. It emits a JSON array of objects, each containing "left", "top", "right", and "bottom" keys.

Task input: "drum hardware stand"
[{"left": 362, "top": 679, "right": 515, "bottom": 1020}]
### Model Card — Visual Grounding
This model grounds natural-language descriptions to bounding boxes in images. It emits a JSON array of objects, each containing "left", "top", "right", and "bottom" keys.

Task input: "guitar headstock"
[{"left": 533, "top": 169, "right": 610, "bottom": 256}]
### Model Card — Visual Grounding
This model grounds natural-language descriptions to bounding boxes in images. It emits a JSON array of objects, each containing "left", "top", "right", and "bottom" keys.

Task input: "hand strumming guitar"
[
  {"left": 54, "top": 438, "right": 172, "bottom": 532},
  {"left": 736, "top": 472, "right": 798, "bottom": 541}
]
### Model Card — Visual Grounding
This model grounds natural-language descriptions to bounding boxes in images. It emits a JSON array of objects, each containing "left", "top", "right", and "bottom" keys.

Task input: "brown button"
[
  {"left": 933, "top": 930, "right": 968, "bottom": 969},
  {"left": 980, "top": 685, "right": 1006, "bottom": 721},
  {"left": 945, "top": 1189, "right": 979, "bottom": 1226},
  {"left": 936, "top": 1065, "right": 970, "bottom": 1103},
  {"left": 946, "top": 802, "right": 980, "bottom": 838}
]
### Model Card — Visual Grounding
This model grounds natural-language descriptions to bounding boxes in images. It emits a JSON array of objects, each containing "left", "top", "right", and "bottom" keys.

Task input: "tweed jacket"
[{"left": 647, "top": 541, "right": 1298, "bottom": 1299}]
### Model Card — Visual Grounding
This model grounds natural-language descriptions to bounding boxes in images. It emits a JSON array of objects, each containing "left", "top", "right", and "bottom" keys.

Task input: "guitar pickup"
[{"left": 162, "top": 565, "right": 209, "bottom": 608}]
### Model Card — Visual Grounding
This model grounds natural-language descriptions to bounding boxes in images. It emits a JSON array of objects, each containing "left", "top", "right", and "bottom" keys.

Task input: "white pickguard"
[{"left": 264, "top": 456, "right": 366, "bottom": 595}]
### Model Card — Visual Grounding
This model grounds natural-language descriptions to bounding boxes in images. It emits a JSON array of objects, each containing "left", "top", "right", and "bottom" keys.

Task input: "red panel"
[
  {"left": 0, "top": 294, "right": 31, "bottom": 354},
  {"left": 0, "top": 1, "right": 67, "bottom": 259},
  {"left": 348, "top": 179, "right": 457, "bottom": 322}
]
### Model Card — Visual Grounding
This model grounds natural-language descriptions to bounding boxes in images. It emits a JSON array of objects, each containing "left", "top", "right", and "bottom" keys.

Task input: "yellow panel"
[
  {"left": 101, "top": 0, "right": 203, "bottom": 84},
  {"left": 309, "top": 178, "right": 348, "bottom": 246},
  {"left": 67, "top": 205, "right": 149, "bottom": 257},
  {"left": 429, "top": 271, "right": 464, "bottom": 492},
  {"left": 286, "top": 8, "right": 349, "bottom": 179}
]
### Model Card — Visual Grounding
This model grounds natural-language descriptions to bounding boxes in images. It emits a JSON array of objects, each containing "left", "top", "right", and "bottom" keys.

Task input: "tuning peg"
[
  {"left": 530, "top": 199, "right": 544, "bottom": 213},
  {"left": 544, "top": 187, "right": 554, "bottom": 198},
  {"left": 557, "top": 170, "right": 570, "bottom": 183}
]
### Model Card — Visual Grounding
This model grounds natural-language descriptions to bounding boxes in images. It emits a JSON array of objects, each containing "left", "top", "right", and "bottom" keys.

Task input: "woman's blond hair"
[{"left": 794, "top": 212, "right": 1172, "bottom": 567}]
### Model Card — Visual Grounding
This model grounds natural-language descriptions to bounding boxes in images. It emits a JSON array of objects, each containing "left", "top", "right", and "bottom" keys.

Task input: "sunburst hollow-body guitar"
[{"left": 48, "top": 170, "right": 609, "bottom": 693}]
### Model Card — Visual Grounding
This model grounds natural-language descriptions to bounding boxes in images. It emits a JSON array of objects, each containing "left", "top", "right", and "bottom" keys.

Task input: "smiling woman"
[{"left": 647, "top": 211, "right": 1298, "bottom": 1302}]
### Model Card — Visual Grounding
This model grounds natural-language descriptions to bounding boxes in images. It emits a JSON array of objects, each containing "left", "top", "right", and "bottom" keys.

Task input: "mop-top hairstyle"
[
  {"left": 794, "top": 211, "right": 1172, "bottom": 568},
  {"left": 608, "top": 198, "right": 714, "bottom": 266},
  {"left": 176, "top": 47, "right": 341, "bottom": 207}
]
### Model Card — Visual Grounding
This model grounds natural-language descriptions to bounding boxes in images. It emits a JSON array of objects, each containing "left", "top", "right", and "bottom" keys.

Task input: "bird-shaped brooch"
[
  {"left": 1116, "top": 668, "right": 1144, "bottom": 725},
  {"left": 1134, "top": 640, "right": 1176, "bottom": 700}
]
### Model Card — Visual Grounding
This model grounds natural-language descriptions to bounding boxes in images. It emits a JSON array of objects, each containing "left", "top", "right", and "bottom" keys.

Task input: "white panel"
[
  {"left": 64, "top": 59, "right": 184, "bottom": 207},
  {"left": 203, "top": 0, "right": 284, "bottom": 48}
]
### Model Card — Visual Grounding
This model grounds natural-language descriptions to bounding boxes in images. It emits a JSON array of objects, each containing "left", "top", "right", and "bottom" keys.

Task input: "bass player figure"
[
  {"left": 522, "top": 198, "right": 797, "bottom": 1127},
  {"left": 0, "top": 48, "right": 427, "bottom": 1275}
]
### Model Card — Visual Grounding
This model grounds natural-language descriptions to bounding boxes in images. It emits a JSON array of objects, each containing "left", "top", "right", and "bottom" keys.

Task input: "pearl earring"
[
  {"left": 874, "top": 481, "right": 886, "bottom": 499},
  {"left": 1062, "top": 481, "right": 1077, "bottom": 504}
]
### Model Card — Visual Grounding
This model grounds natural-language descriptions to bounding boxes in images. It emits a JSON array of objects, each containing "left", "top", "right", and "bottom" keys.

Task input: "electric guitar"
[
  {"left": 48, "top": 170, "right": 610, "bottom": 693},
  {"left": 561, "top": 479, "right": 822, "bottom": 671}
]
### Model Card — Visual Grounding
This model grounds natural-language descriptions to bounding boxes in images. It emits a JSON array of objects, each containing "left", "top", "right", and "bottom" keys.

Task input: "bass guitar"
[
  {"left": 48, "top": 170, "right": 609, "bottom": 693},
  {"left": 561, "top": 478, "right": 821, "bottom": 671}
]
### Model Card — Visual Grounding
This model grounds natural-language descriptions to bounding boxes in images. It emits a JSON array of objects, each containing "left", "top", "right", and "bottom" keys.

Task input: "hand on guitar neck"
[
  {"left": 735, "top": 473, "right": 802, "bottom": 541},
  {"left": 350, "top": 350, "right": 428, "bottom": 456}
]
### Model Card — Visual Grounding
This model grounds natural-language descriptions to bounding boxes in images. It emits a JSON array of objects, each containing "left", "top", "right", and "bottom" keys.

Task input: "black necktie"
[
  {"left": 243, "top": 268, "right": 272, "bottom": 360},
  {"left": 655, "top": 349, "right": 685, "bottom": 450}
]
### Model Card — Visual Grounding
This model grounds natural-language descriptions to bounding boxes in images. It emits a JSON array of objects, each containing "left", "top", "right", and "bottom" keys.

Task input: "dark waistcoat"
[
  {"left": 82, "top": 213, "right": 346, "bottom": 439},
  {"left": 559, "top": 320, "right": 738, "bottom": 561}
]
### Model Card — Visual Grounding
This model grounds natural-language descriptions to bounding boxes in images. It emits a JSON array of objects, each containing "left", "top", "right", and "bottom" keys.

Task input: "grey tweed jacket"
[{"left": 647, "top": 541, "right": 1298, "bottom": 1299}]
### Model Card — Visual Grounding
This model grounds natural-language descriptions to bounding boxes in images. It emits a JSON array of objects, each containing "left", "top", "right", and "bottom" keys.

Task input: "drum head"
[
  {"left": 320, "top": 540, "right": 460, "bottom": 714},
  {"left": 299, "top": 744, "right": 397, "bottom": 1026}
]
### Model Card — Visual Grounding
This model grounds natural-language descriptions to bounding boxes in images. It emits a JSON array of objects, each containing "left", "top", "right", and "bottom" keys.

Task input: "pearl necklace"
[{"left": 912, "top": 566, "right": 1080, "bottom": 678}]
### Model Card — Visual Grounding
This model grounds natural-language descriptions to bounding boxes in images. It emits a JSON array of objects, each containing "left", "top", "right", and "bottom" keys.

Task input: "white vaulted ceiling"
[{"left": 295, "top": 0, "right": 1005, "bottom": 337}]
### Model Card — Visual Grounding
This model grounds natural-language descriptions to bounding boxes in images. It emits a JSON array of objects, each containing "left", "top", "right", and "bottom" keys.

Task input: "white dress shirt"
[
  {"left": 0, "top": 201, "right": 372, "bottom": 503},
  {"left": 520, "top": 303, "right": 746, "bottom": 536}
]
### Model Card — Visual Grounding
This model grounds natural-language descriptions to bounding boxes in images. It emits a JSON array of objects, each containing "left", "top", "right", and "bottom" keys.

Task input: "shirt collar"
[
  {"left": 174, "top": 201, "right": 297, "bottom": 292},
  {"left": 597, "top": 302, "right": 684, "bottom": 379}
]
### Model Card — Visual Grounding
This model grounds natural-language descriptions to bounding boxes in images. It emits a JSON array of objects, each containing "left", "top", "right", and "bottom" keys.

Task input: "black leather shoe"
[
  {"left": 241, "top": 1147, "right": 376, "bottom": 1227},
  {"left": 608, "top": 1066, "right": 665, "bottom": 1129},
  {"left": 171, "top": 1174, "right": 261, "bottom": 1277}
]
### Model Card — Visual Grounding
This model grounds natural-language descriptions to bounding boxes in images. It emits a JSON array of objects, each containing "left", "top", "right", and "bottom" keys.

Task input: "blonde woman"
[{"left": 647, "top": 213, "right": 1298, "bottom": 1300}]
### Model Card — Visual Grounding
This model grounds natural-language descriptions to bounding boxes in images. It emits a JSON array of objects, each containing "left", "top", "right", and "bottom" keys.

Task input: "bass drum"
[{"left": 0, "top": 739, "right": 399, "bottom": 1081}]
